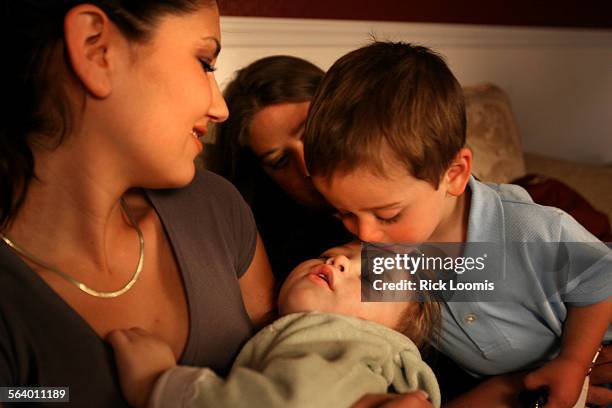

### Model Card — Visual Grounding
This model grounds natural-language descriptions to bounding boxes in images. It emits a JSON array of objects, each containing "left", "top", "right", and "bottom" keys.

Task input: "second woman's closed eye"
[{"left": 262, "top": 152, "right": 289, "bottom": 171}]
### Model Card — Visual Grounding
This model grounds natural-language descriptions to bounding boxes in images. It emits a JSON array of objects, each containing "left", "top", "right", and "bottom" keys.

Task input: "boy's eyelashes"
[
  {"left": 334, "top": 210, "right": 403, "bottom": 225},
  {"left": 375, "top": 212, "right": 402, "bottom": 225}
]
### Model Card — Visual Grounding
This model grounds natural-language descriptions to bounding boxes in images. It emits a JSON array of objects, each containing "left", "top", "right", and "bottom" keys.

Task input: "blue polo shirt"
[{"left": 438, "top": 176, "right": 612, "bottom": 376}]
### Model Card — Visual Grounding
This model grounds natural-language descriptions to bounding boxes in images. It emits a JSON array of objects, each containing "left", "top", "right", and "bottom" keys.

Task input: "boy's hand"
[
  {"left": 107, "top": 327, "right": 177, "bottom": 408},
  {"left": 524, "top": 357, "right": 587, "bottom": 408}
]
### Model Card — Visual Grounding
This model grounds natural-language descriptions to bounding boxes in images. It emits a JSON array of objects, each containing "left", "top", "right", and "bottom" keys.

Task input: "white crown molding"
[{"left": 220, "top": 16, "right": 612, "bottom": 48}]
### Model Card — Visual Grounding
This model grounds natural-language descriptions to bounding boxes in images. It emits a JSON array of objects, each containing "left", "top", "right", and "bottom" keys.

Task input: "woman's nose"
[
  {"left": 208, "top": 74, "right": 229, "bottom": 123},
  {"left": 291, "top": 141, "right": 309, "bottom": 178}
]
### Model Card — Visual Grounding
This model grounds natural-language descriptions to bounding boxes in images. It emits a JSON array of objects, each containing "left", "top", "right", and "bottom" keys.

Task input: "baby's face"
[{"left": 278, "top": 241, "right": 410, "bottom": 329}]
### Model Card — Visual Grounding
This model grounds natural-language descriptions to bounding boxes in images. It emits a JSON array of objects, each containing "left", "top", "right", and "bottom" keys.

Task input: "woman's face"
[
  {"left": 247, "top": 102, "right": 327, "bottom": 208},
  {"left": 98, "top": 4, "right": 228, "bottom": 188}
]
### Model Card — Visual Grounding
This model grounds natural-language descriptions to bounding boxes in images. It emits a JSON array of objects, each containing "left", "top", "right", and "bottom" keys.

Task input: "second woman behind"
[{"left": 206, "top": 56, "right": 352, "bottom": 282}]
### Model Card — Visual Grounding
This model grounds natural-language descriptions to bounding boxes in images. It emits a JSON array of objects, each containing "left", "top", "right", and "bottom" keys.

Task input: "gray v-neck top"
[{"left": 0, "top": 170, "right": 257, "bottom": 407}]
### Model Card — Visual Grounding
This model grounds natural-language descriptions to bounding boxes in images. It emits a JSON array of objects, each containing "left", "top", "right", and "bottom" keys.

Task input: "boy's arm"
[
  {"left": 524, "top": 301, "right": 612, "bottom": 408},
  {"left": 559, "top": 302, "right": 611, "bottom": 372}
]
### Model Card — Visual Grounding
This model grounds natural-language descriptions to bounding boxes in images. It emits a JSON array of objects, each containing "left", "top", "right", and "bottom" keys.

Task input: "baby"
[{"left": 108, "top": 242, "right": 441, "bottom": 408}]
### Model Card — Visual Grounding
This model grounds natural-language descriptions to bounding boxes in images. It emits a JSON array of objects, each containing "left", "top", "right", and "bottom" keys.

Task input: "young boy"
[
  {"left": 108, "top": 242, "right": 441, "bottom": 408},
  {"left": 302, "top": 41, "right": 611, "bottom": 407}
]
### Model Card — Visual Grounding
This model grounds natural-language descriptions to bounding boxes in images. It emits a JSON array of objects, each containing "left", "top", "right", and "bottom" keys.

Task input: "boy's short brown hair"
[{"left": 304, "top": 41, "right": 466, "bottom": 188}]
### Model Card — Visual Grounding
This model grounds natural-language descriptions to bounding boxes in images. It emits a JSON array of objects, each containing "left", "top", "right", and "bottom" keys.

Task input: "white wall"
[{"left": 217, "top": 17, "right": 612, "bottom": 165}]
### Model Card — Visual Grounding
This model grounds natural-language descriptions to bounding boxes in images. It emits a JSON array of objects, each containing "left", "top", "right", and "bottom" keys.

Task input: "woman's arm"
[{"left": 239, "top": 234, "right": 276, "bottom": 328}]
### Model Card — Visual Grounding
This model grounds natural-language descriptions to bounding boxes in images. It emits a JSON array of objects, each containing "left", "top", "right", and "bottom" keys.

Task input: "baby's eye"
[{"left": 198, "top": 58, "right": 217, "bottom": 73}]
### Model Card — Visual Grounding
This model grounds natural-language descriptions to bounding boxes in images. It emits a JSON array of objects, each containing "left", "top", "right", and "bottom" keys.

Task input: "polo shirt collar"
[{"left": 465, "top": 176, "right": 506, "bottom": 244}]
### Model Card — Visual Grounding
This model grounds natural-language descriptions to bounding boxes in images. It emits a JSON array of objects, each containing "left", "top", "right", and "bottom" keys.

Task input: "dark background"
[{"left": 218, "top": 0, "right": 612, "bottom": 28}]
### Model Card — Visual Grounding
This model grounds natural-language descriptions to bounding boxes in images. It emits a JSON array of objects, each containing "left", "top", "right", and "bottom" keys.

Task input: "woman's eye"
[
  {"left": 198, "top": 59, "right": 217, "bottom": 73},
  {"left": 334, "top": 211, "right": 351, "bottom": 220},
  {"left": 266, "top": 155, "right": 289, "bottom": 170}
]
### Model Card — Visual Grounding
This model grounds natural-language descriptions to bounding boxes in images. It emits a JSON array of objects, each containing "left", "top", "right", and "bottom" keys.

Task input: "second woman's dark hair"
[
  {"left": 206, "top": 55, "right": 324, "bottom": 201},
  {"left": 1, "top": 0, "right": 214, "bottom": 227}
]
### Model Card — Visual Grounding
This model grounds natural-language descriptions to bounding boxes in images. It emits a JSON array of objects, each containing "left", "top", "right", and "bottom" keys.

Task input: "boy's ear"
[
  {"left": 63, "top": 4, "right": 117, "bottom": 98},
  {"left": 444, "top": 147, "right": 472, "bottom": 196}
]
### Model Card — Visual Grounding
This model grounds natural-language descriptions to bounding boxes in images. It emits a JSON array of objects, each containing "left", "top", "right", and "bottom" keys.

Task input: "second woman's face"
[{"left": 247, "top": 102, "right": 328, "bottom": 208}]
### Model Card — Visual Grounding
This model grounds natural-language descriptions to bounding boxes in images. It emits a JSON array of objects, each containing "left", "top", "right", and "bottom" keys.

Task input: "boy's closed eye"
[
  {"left": 334, "top": 210, "right": 403, "bottom": 225},
  {"left": 375, "top": 210, "right": 403, "bottom": 225}
]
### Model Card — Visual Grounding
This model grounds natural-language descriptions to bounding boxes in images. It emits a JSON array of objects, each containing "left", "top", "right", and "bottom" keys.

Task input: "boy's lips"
[{"left": 309, "top": 263, "right": 335, "bottom": 290}]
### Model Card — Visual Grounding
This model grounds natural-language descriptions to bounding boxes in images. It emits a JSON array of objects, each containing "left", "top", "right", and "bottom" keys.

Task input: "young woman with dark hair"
[
  {"left": 0, "top": 1, "right": 275, "bottom": 405},
  {"left": 206, "top": 56, "right": 352, "bottom": 282}
]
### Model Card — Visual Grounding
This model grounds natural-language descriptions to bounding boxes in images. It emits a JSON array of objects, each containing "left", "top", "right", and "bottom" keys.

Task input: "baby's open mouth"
[{"left": 310, "top": 264, "right": 334, "bottom": 290}]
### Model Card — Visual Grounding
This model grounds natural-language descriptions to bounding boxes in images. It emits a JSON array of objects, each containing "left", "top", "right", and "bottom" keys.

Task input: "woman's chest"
[
  {"left": 44, "top": 223, "right": 190, "bottom": 359},
  {"left": 73, "top": 273, "right": 190, "bottom": 359}
]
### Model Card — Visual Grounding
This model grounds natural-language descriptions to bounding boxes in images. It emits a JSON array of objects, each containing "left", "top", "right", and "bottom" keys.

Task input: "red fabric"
[{"left": 512, "top": 174, "right": 611, "bottom": 242}]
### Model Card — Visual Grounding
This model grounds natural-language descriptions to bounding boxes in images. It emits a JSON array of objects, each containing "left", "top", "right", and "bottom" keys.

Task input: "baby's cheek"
[{"left": 278, "top": 285, "right": 315, "bottom": 314}]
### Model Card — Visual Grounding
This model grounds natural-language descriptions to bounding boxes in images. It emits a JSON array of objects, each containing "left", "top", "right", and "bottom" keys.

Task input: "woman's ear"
[
  {"left": 63, "top": 4, "right": 116, "bottom": 98},
  {"left": 444, "top": 147, "right": 472, "bottom": 196}
]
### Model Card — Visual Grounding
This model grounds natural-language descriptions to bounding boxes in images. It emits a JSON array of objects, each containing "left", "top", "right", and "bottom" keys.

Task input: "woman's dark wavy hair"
[
  {"left": 1, "top": 0, "right": 214, "bottom": 227},
  {"left": 206, "top": 55, "right": 324, "bottom": 203}
]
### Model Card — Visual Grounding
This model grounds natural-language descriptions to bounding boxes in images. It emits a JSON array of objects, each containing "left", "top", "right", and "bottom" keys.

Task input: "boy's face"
[
  {"left": 278, "top": 242, "right": 409, "bottom": 329},
  {"left": 312, "top": 162, "right": 452, "bottom": 244}
]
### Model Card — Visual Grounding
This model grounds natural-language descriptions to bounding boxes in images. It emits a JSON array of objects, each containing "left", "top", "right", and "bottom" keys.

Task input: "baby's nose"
[{"left": 325, "top": 255, "right": 349, "bottom": 273}]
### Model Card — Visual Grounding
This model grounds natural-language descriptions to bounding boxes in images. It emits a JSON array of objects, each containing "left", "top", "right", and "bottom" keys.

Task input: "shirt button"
[{"left": 464, "top": 313, "right": 477, "bottom": 324}]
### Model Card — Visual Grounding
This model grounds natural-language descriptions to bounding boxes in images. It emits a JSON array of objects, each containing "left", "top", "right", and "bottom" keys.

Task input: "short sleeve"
[{"left": 558, "top": 211, "right": 612, "bottom": 305}]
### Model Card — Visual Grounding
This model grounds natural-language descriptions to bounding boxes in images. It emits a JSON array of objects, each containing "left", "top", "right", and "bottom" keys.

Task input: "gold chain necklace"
[{"left": 0, "top": 199, "right": 144, "bottom": 298}]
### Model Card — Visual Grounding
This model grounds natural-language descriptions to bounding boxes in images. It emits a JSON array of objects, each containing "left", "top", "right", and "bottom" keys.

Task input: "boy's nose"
[{"left": 356, "top": 220, "right": 383, "bottom": 243}]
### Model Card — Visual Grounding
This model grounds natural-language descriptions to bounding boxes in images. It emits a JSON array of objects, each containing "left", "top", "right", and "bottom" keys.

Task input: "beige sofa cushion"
[{"left": 464, "top": 83, "right": 526, "bottom": 184}]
